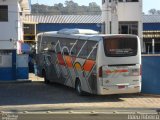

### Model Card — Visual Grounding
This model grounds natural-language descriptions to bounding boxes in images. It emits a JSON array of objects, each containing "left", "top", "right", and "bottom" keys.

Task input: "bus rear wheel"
[
  {"left": 43, "top": 70, "right": 50, "bottom": 84},
  {"left": 75, "top": 79, "right": 85, "bottom": 96}
]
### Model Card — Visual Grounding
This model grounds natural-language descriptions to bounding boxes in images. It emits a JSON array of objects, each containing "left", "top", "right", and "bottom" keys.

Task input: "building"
[
  {"left": 102, "top": 0, "right": 143, "bottom": 49},
  {"left": 23, "top": 15, "right": 101, "bottom": 45},
  {"left": 143, "top": 15, "right": 160, "bottom": 53},
  {"left": 0, "top": 0, "right": 30, "bottom": 81},
  {"left": 23, "top": 14, "right": 160, "bottom": 53},
  {"left": 0, "top": 0, "right": 30, "bottom": 51}
]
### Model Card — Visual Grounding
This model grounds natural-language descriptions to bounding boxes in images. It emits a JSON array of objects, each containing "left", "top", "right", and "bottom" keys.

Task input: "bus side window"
[
  {"left": 70, "top": 40, "right": 80, "bottom": 56},
  {"left": 37, "top": 35, "right": 42, "bottom": 53},
  {"left": 63, "top": 48, "right": 69, "bottom": 55},
  {"left": 45, "top": 55, "right": 51, "bottom": 65},
  {"left": 54, "top": 38, "right": 62, "bottom": 53},
  {"left": 66, "top": 39, "right": 77, "bottom": 56},
  {"left": 70, "top": 46, "right": 77, "bottom": 56},
  {"left": 87, "top": 42, "right": 98, "bottom": 60},
  {"left": 47, "top": 40, "right": 56, "bottom": 53},
  {"left": 88, "top": 47, "right": 97, "bottom": 60},
  {"left": 79, "top": 41, "right": 91, "bottom": 59},
  {"left": 60, "top": 38, "right": 66, "bottom": 48},
  {"left": 75, "top": 40, "right": 86, "bottom": 58}
]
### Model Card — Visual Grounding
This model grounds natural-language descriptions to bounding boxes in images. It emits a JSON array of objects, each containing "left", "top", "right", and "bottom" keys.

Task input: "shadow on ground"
[{"left": 0, "top": 81, "right": 152, "bottom": 106}]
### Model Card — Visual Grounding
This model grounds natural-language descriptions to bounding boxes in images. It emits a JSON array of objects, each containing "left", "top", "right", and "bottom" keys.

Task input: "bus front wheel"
[{"left": 42, "top": 70, "right": 50, "bottom": 84}]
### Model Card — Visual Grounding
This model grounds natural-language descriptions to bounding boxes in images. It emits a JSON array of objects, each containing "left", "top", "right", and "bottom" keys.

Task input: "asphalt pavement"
[
  {"left": 0, "top": 74, "right": 160, "bottom": 120},
  {"left": 1, "top": 113, "right": 160, "bottom": 120}
]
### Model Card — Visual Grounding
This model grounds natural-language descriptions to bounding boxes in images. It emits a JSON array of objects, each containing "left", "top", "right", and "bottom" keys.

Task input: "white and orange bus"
[{"left": 36, "top": 29, "right": 141, "bottom": 95}]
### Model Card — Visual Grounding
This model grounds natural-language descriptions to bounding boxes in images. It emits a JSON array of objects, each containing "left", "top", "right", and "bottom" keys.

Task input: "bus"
[{"left": 36, "top": 29, "right": 141, "bottom": 95}]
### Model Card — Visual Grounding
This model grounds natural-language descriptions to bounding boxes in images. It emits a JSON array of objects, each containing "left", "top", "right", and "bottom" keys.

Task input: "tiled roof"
[
  {"left": 24, "top": 15, "right": 160, "bottom": 24},
  {"left": 24, "top": 15, "right": 102, "bottom": 23},
  {"left": 143, "top": 15, "right": 160, "bottom": 23}
]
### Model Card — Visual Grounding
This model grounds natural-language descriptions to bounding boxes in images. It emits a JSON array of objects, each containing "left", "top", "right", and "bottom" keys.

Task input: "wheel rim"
[
  {"left": 77, "top": 82, "right": 81, "bottom": 94},
  {"left": 44, "top": 72, "right": 46, "bottom": 81},
  {"left": 43, "top": 71, "right": 48, "bottom": 82}
]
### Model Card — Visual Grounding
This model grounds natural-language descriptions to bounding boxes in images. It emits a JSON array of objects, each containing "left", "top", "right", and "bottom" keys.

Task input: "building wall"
[
  {"left": 142, "top": 55, "right": 160, "bottom": 94},
  {"left": 143, "top": 23, "right": 160, "bottom": 31},
  {"left": 37, "top": 23, "right": 101, "bottom": 33},
  {"left": 143, "top": 23, "right": 160, "bottom": 53},
  {"left": 0, "top": 0, "right": 29, "bottom": 81},
  {"left": 36, "top": 23, "right": 160, "bottom": 33},
  {"left": 117, "top": 2, "right": 142, "bottom": 21},
  {"left": 0, "top": 0, "right": 19, "bottom": 49}
]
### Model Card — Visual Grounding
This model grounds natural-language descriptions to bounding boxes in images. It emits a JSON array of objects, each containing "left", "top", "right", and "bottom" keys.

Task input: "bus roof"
[
  {"left": 57, "top": 28, "right": 99, "bottom": 35},
  {"left": 37, "top": 29, "right": 138, "bottom": 42}
]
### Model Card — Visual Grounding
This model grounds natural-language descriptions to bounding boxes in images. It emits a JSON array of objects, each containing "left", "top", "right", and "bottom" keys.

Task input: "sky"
[{"left": 31, "top": 0, "right": 160, "bottom": 14}]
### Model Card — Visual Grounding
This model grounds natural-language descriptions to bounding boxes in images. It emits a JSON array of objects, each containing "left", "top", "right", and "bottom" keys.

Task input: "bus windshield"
[{"left": 103, "top": 36, "right": 138, "bottom": 57}]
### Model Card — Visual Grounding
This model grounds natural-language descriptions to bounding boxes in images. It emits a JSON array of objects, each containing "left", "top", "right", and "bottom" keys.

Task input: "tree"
[
  {"left": 54, "top": 3, "right": 63, "bottom": 10},
  {"left": 64, "top": 1, "right": 79, "bottom": 14},
  {"left": 148, "top": 9, "right": 157, "bottom": 15},
  {"left": 31, "top": 0, "right": 102, "bottom": 15},
  {"left": 88, "top": 2, "right": 101, "bottom": 15},
  {"left": 157, "top": 10, "right": 160, "bottom": 15}
]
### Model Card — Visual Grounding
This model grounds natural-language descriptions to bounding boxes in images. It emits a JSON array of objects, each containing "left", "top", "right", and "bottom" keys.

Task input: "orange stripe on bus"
[
  {"left": 74, "top": 62, "right": 82, "bottom": 70},
  {"left": 64, "top": 56, "right": 73, "bottom": 68},
  {"left": 83, "top": 60, "right": 95, "bottom": 72},
  {"left": 57, "top": 53, "right": 66, "bottom": 66},
  {"left": 106, "top": 69, "right": 128, "bottom": 74}
]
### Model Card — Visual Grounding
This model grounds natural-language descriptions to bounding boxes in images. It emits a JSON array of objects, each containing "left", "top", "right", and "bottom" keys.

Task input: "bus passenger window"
[
  {"left": 88, "top": 47, "right": 97, "bottom": 60},
  {"left": 87, "top": 42, "right": 98, "bottom": 60},
  {"left": 77, "top": 40, "right": 88, "bottom": 59},
  {"left": 63, "top": 49, "right": 69, "bottom": 55},
  {"left": 70, "top": 40, "right": 83, "bottom": 56}
]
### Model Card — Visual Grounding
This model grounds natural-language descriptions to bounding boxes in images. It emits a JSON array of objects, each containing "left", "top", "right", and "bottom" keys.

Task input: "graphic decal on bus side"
[
  {"left": 54, "top": 40, "right": 74, "bottom": 87},
  {"left": 53, "top": 40, "right": 98, "bottom": 93}
]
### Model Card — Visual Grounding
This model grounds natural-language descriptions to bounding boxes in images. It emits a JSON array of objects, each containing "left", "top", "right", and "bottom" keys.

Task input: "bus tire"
[
  {"left": 75, "top": 79, "right": 85, "bottom": 96},
  {"left": 43, "top": 70, "right": 50, "bottom": 84}
]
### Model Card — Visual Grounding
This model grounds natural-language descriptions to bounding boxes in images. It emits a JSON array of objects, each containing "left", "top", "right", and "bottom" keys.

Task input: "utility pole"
[
  {"left": 105, "top": 0, "right": 110, "bottom": 34},
  {"left": 152, "top": 39, "right": 155, "bottom": 54},
  {"left": 111, "top": 0, "right": 118, "bottom": 34},
  {"left": 103, "top": 0, "right": 118, "bottom": 34}
]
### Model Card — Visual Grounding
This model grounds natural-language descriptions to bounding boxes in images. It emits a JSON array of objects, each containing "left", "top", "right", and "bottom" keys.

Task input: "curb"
[
  {"left": 140, "top": 93, "right": 160, "bottom": 97},
  {"left": 0, "top": 79, "right": 32, "bottom": 84}
]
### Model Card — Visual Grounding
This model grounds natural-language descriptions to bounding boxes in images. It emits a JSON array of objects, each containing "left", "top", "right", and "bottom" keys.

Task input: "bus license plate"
[{"left": 118, "top": 85, "right": 126, "bottom": 89}]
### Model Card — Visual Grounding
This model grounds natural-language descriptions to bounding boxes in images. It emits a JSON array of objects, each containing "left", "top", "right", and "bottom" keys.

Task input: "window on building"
[
  {"left": 102, "top": 0, "right": 105, "bottom": 4},
  {"left": 109, "top": 0, "right": 125, "bottom": 2},
  {"left": 126, "top": 0, "right": 139, "bottom": 2},
  {"left": 109, "top": 0, "right": 138, "bottom": 2},
  {"left": 0, "top": 5, "right": 8, "bottom": 22},
  {"left": 101, "top": 22, "right": 106, "bottom": 34},
  {"left": 119, "top": 22, "right": 138, "bottom": 35},
  {"left": 0, "top": 55, "right": 2, "bottom": 65}
]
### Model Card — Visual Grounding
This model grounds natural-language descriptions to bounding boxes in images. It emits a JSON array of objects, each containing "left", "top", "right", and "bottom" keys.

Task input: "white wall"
[
  {"left": 102, "top": 0, "right": 143, "bottom": 37},
  {"left": 17, "top": 2, "right": 24, "bottom": 54},
  {"left": 0, "top": 0, "right": 19, "bottom": 49},
  {"left": 117, "top": 2, "right": 142, "bottom": 21}
]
